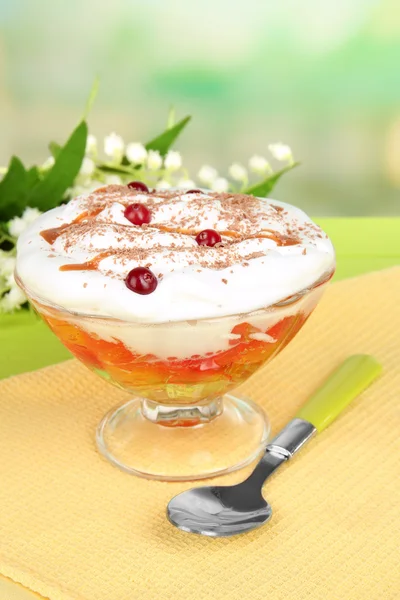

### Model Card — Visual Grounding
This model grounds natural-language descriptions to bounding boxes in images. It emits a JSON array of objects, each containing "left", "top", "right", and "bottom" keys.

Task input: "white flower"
[
  {"left": 164, "top": 150, "right": 182, "bottom": 172},
  {"left": 0, "top": 252, "right": 26, "bottom": 312},
  {"left": 8, "top": 207, "right": 41, "bottom": 238},
  {"left": 147, "top": 150, "right": 163, "bottom": 171},
  {"left": 88, "top": 180, "right": 106, "bottom": 192},
  {"left": 105, "top": 175, "right": 123, "bottom": 186},
  {"left": 104, "top": 133, "right": 124, "bottom": 162},
  {"left": 198, "top": 165, "right": 218, "bottom": 185},
  {"left": 79, "top": 157, "right": 95, "bottom": 177},
  {"left": 249, "top": 155, "right": 272, "bottom": 175},
  {"left": 0, "top": 251, "right": 16, "bottom": 276},
  {"left": 155, "top": 179, "right": 172, "bottom": 190},
  {"left": 5, "top": 272, "right": 15, "bottom": 288},
  {"left": 229, "top": 163, "right": 248, "bottom": 182},
  {"left": 211, "top": 177, "right": 229, "bottom": 193},
  {"left": 268, "top": 143, "right": 293, "bottom": 164},
  {"left": 67, "top": 180, "right": 104, "bottom": 199},
  {"left": 8, "top": 218, "right": 26, "bottom": 238},
  {"left": 42, "top": 156, "right": 55, "bottom": 170},
  {"left": 176, "top": 179, "right": 196, "bottom": 190},
  {"left": 67, "top": 185, "right": 88, "bottom": 199},
  {"left": 0, "top": 285, "right": 27, "bottom": 312},
  {"left": 126, "top": 142, "right": 147, "bottom": 165},
  {"left": 22, "top": 207, "right": 41, "bottom": 225},
  {"left": 85, "top": 134, "right": 97, "bottom": 157}
]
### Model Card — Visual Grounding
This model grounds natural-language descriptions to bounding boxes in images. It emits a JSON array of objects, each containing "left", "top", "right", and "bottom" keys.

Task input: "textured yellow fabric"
[
  {"left": 0, "top": 574, "right": 43, "bottom": 600},
  {"left": 0, "top": 267, "right": 399, "bottom": 600}
]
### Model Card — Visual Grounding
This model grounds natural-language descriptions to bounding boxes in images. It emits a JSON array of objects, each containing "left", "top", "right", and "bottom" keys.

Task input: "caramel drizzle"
[
  {"left": 59, "top": 251, "right": 115, "bottom": 272},
  {"left": 154, "top": 225, "right": 299, "bottom": 246},
  {"left": 40, "top": 208, "right": 103, "bottom": 244},
  {"left": 41, "top": 206, "right": 301, "bottom": 273}
]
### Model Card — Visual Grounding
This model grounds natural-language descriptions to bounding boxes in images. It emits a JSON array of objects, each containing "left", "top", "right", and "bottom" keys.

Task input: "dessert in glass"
[{"left": 15, "top": 183, "right": 335, "bottom": 480}]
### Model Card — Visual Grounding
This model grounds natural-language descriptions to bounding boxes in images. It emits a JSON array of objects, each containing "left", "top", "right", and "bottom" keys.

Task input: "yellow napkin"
[{"left": 0, "top": 267, "right": 400, "bottom": 600}]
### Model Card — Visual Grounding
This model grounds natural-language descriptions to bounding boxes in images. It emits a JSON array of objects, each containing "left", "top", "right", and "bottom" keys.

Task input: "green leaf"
[
  {"left": 0, "top": 157, "right": 29, "bottom": 221},
  {"left": 27, "top": 121, "right": 88, "bottom": 211},
  {"left": 26, "top": 166, "right": 41, "bottom": 188},
  {"left": 167, "top": 106, "right": 176, "bottom": 129},
  {"left": 97, "top": 163, "right": 137, "bottom": 176},
  {"left": 245, "top": 162, "right": 300, "bottom": 197},
  {"left": 0, "top": 221, "right": 15, "bottom": 247},
  {"left": 49, "top": 141, "right": 61, "bottom": 158},
  {"left": 120, "top": 154, "right": 133, "bottom": 167},
  {"left": 83, "top": 75, "right": 100, "bottom": 119},
  {"left": 145, "top": 115, "right": 191, "bottom": 156}
]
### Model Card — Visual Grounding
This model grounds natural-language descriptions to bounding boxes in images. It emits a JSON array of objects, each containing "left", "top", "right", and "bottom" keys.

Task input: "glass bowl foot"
[{"left": 96, "top": 394, "right": 270, "bottom": 481}]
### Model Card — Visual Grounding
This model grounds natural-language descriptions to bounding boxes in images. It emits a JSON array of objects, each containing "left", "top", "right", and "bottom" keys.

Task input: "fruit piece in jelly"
[
  {"left": 43, "top": 316, "right": 102, "bottom": 368},
  {"left": 86, "top": 336, "right": 135, "bottom": 367},
  {"left": 266, "top": 316, "right": 296, "bottom": 340}
]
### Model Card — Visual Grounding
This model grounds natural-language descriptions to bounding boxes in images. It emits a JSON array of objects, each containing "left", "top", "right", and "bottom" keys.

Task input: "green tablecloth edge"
[{"left": 1, "top": 217, "right": 399, "bottom": 380}]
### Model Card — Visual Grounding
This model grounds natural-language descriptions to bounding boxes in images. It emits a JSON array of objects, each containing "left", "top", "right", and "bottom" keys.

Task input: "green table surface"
[{"left": 1, "top": 217, "right": 399, "bottom": 380}]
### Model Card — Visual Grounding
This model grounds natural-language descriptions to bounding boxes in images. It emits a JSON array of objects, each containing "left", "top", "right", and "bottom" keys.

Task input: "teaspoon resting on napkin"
[{"left": 167, "top": 354, "right": 382, "bottom": 537}]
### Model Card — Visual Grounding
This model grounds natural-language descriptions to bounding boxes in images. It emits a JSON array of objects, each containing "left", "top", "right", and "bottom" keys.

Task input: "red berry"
[
  {"left": 125, "top": 267, "right": 158, "bottom": 295},
  {"left": 127, "top": 181, "right": 149, "bottom": 192},
  {"left": 124, "top": 203, "right": 152, "bottom": 226},
  {"left": 185, "top": 189, "right": 202, "bottom": 194},
  {"left": 195, "top": 229, "right": 222, "bottom": 247}
]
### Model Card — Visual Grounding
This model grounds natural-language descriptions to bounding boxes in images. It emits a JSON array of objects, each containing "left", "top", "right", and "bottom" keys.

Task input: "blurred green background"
[{"left": 0, "top": 0, "right": 399, "bottom": 215}]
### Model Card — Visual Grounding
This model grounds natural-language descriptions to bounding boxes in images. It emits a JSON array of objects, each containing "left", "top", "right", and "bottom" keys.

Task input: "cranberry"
[
  {"left": 124, "top": 203, "right": 151, "bottom": 226},
  {"left": 185, "top": 189, "right": 202, "bottom": 194},
  {"left": 195, "top": 229, "right": 222, "bottom": 247},
  {"left": 127, "top": 181, "right": 149, "bottom": 192},
  {"left": 125, "top": 267, "right": 158, "bottom": 295}
]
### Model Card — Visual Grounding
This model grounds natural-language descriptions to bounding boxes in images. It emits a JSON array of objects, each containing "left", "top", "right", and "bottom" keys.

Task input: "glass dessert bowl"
[
  {"left": 16, "top": 274, "right": 330, "bottom": 480},
  {"left": 15, "top": 183, "right": 335, "bottom": 480}
]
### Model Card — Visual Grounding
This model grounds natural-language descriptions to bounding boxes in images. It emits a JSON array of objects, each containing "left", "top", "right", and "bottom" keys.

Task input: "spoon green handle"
[
  {"left": 167, "top": 354, "right": 383, "bottom": 537},
  {"left": 295, "top": 354, "right": 382, "bottom": 432}
]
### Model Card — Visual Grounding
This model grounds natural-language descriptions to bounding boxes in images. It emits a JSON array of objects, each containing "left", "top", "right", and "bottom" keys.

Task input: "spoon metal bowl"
[{"left": 167, "top": 355, "right": 382, "bottom": 537}]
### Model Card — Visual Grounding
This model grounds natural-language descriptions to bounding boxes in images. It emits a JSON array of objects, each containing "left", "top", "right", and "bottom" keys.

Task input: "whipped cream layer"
[
  {"left": 16, "top": 186, "right": 335, "bottom": 323},
  {"left": 70, "top": 286, "right": 324, "bottom": 360}
]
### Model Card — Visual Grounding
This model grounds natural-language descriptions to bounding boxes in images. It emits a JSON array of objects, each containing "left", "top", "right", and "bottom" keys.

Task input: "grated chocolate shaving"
[{"left": 39, "top": 184, "right": 319, "bottom": 275}]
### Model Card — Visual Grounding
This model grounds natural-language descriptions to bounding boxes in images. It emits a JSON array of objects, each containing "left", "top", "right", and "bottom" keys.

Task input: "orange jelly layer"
[{"left": 41, "top": 311, "right": 310, "bottom": 398}]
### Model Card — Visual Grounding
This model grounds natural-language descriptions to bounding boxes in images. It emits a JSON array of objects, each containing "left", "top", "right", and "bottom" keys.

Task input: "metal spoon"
[{"left": 167, "top": 355, "right": 381, "bottom": 537}]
